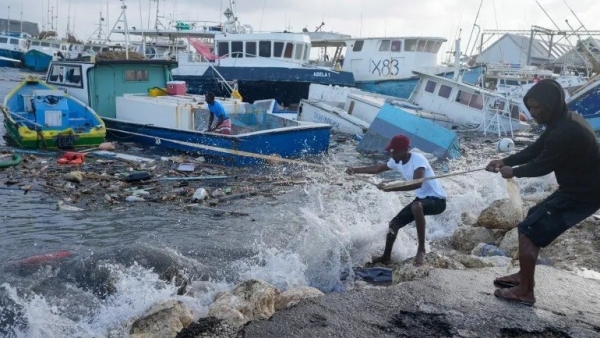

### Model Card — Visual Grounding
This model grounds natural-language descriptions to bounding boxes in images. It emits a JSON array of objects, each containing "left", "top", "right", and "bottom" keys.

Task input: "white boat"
[{"left": 309, "top": 33, "right": 453, "bottom": 98}]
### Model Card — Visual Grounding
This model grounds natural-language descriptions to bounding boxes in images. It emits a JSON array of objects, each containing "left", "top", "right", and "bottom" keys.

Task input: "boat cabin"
[
  {"left": 310, "top": 36, "right": 448, "bottom": 82},
  {"left": 408, "top": 71, "right": 530, "bottom": 133},
  {"left": 0, "top": 33, "right": 29, "bottom": 54},
  {"left": 46, "top": 60, "right": 177, "bottom": 119}
]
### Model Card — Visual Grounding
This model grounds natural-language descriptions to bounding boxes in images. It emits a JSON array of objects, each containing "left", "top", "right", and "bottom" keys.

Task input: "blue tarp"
[{"left": 356, "top": 103, "right": 461, "bottom": 159}]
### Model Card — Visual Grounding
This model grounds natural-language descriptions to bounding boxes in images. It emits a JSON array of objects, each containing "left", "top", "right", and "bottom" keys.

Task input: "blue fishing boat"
[
  {"left": 1, "top": 77, "right": 106, "bottom": 149},
  {"left": 0, "top": 32, "right": 28, "bottom": 68},
  {"left": 567, "top": 75, "right": 600, "bottom": 131},
  {"left": 44, "top": 59, "right": 332, "bottom": 166}
]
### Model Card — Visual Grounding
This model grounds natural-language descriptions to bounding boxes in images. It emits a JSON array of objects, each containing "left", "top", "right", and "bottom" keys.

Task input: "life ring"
[{"left": 57, "top": 152, "right": 85, "bottom": 165}]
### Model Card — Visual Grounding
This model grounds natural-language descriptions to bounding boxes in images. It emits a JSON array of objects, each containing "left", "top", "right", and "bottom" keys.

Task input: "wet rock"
[
  {"left": 460, "top": 211, "right": 477, "bottom": 226},
  {"left": 499, "top": 228, "right": 520, "bottom": 257},
  {"left": 210, "top": 188, "right": 226, "bottom": 199},
  {"left": 57, "top": 200, "right": 83, "bottom": 212},
  {"left": 451, "top": 226, "right": 501, "bottom": 251},
  {"left": 208, "top": 279, "right": 279, "bottom": 329},
  {"left": 159, "top": 267, "right": 189, "bottom": 296},
  {"left": 392, "top": 253, "right": 465, "bottom": 284},
  {"left": 275, "top": 286, "right": 324, "bottom": 310},
  {"left": 476, "top": 199, "right": 522, "bottom": 230},
  {"left": 130, "top": 300, "right": 193, "bottom": 338},
  {"left": 175, "top": 317, "right": 237, "bottom": 338},
  {"left": 449, "top": 253, "right": 494, "bottom": 269},
  {"left": 192, "top": 188, "right": 208, "bottom": 202}
]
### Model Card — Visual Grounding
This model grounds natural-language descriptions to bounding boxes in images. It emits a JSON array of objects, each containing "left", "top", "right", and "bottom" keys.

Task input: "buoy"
[
  {"left": 497, "top": 138, "right": 515, "bottom": 153},
  {"left": 57, "top": 152, "right": 85, "bottom": 165},
  {"left": 18, "top": 250, "right": 73, "bottom": 265}
]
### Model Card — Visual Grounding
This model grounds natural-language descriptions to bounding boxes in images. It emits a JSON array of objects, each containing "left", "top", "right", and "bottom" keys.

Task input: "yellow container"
[{"left": 148, "top": 87, "right": 168, "bottom": 97}]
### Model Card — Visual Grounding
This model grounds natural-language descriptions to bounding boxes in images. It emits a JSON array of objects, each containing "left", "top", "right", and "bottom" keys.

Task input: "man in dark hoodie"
[{"left": 486, "top": 79, "right": 600, "bottom": 306}]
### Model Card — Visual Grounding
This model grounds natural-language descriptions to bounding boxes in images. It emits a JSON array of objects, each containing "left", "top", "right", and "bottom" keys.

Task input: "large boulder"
[
  {"left": 392, "top": 253, "right": 465, "bottom": 284},
  {"left": 129, "top": 300, "right": 194, "bottom": 338},
  {"left": 451, "top": 226, "right": 502, "bottom": 251},
  {"left": 208, "top": 279, "right": 279, "bottom": 329},
  {"left": 499, "top": 228, "right": 520, "bottom": 257},
  {"left": 476, "top": 199, "right": 522, "bottom": 230},
  {"left": 275, "top": 286, "right": 324, "bottom": 310},
  {"left": 175, "top": 317, "right": 238, "bottom": 338}
]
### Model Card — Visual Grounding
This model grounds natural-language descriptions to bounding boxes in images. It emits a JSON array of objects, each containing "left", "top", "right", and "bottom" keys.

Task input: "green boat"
[{"left": 1, "top": 77, "right": 106, "bottom": 149}]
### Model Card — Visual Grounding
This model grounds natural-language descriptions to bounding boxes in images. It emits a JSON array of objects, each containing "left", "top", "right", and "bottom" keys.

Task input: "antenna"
[
  {"left": 464, "top": 0, "right": 483, "bottom": 58},
  {"left": 107, "top": 0, "right": 131, "bottom": 59},
  {"left": 66, "top": 0, "right": 72, "bottom": 36},
  {"left": 20, "top": 0, "right": 23, "bottom": 33}
]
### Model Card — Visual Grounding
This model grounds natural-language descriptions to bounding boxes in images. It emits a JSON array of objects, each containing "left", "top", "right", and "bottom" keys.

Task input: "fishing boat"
[
  {"left": 567, "top": 75, "right": 600, "bottom": 131},
  {"left": 44, "top": 59, "right": 332, "bottom": 166},
  {"left": 308, "top": 32, "right": 453, "bottom": 99},
  {"left": 0, "top": 32, "right": 28, "bottom": 68},
  {"left": 112, "top": 1, "right": 355, "bottom": 108},
  {"left": 1, "top": 77, "right": 106, "bottom": 149}
]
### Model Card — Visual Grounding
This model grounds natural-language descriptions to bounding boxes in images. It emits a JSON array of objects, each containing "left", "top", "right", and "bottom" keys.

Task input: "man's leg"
[
  {"left": 411, "top": 201, "right": 427, "bottom": 266},
  {"left": 494, "top": 231, "right": 538, "bottom": 304},
  {"left": 371, "top": 202, "right": 414, "bottom": 264}
]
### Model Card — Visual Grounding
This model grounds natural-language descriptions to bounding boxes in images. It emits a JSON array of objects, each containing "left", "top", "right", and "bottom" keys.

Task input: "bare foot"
[
  {"left": 371, "top": 256, "right": 391, "bottom": 265},
  {"left": 413, "top": 251, "right": 426, "bottom": 266}
]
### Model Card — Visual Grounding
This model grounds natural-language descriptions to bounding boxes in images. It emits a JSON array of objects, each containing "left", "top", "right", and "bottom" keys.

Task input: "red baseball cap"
[{"left": 384, "top": 135, "right": 410, "bottom": 152}]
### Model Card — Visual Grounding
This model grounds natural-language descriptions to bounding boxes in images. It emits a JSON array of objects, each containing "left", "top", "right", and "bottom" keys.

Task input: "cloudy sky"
[{"left": 2, "top": 0, "right": 600, "bottom": 57}]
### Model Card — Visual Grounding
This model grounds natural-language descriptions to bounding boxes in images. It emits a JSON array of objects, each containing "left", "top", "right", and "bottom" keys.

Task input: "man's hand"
[
  {"left": 345, "top": 167, "right": 355, "bottom": 175},
  {"left": 499, "top": 166, "right": 514, "bottom": 179},
  {"left": 486, "top": 159, "right": 505, "bottom": 172}
]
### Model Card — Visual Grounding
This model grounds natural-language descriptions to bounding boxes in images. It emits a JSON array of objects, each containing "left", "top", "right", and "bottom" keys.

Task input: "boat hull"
[
  {"left": 23, "top": 50, "right": 53, "bottom": 72},
  {"left": 0, "top": 50, "right": 24, "bottom": 68},
  {"left": 2, "top": 117, "right": 105, "bottom": 149},
  {"left": 173, "top": 66, "right": 355, "bottom": 106},
  {"left": 103, "top": 116, "right": 331, "bottom": 166}
]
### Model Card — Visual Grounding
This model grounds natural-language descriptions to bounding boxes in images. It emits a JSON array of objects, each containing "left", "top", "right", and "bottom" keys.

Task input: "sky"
[{"left": 1, "top": 0, "right": 600, "bottom": 58}]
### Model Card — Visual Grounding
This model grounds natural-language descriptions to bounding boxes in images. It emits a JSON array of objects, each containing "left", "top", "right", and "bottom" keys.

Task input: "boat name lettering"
[
  {"left": 371, "top": 59, "right": 400, "bottom": 77},
  {"left": 313, "top": 71, "right": 330, "bottom": 77},
  {"left": 313, "top": 112, "right": 340, "bottom": 129}
]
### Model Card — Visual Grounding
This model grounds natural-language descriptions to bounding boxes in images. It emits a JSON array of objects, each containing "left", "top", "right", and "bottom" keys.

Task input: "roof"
[
  {"left": 0, "top": 18, "right": 40, "bottom": 37},
  {"left": 478, "top": 33, "right": 570, "bottom": 63},
  {"left": 550, "top": 37, "right": 600, "bottom": 68}
]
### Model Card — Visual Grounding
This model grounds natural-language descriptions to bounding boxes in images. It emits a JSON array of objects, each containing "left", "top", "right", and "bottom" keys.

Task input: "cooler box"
[{"left": 166, "top": 81, "right": 187, "bottom": 95}]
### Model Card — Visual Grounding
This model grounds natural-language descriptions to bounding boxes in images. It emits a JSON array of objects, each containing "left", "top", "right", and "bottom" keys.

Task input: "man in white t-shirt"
[{"left": 346, "top": 135, "right": 447, "bottom": 266}]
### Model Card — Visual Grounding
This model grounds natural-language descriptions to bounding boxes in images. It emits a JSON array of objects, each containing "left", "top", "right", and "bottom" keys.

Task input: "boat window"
[
  {"left": 456, "top": 90, "right": 472, "bottom": 105},
  {"left": 124, "top": 70, "right": 149, "bottom": 82},
  {"left": 391, "top": 40, "right": 402, "bottom": 52},
  {"left": 218, "top": 42, "right": 229, "bottom": 57},
  {"left": 231, "top": 41, "right": 243, "bottom": 58},
  {"left": 509, "top": 104, "right": 520, "bottom": 119},
  {"left": 0, "top": 37, "right": 7, "bottom": 43},
  {"left": 424, "top": 80, "right": 436, "bottom": 93},
  {"left": 438, "top": 84, "right": 452, "bottom": 98},
  {"left": 9, "top": 39, "right": 19, "bottom": 45},
  {"left": 404, "top": 39, "right": 417, "bottom": 51},
  {"left": 468, "top": 93, "right": 483, "bottom": 109},
  {"left": 303, "top": 44, "right": 310, "bottom": 61},
  {"left": 283, "top": 43, "right": 294, "bottom": 58},
  {"left": 41, "top": 42, "right": 50, "bottom": 47},
  {"left": 31, "top": 41, "right": 40, "bottom": 46},
  {"left": 47, "top": 65, "right": 83, "bottom": 88},
  {"left": 417, "top": 40, "right": 426, "bottom": 52},
  {"left": 379, "top": 40, "right": 390, "bottom": 52},
  {"left": 506, "top": 80, "right": 519, "bottom": 86},
  {"left": 273, "top": 42, "right": 284, "bottom": 57},
  {"left": 48, "top": 66, "right": 62, "bottom": 82},
  {"left": 432, "top": 41, "right": 443, "bottom": 53},
  {"left": 294, "top": 44, "right": 303, "bottom": 59},
  {"left": 51, "top": 44, "right": 60, "bottom": 48},
  {"left": 424, "top": 40, "right": 435, "bottom": 52},
  {"left": 259, "top": 41, "right": 271, "bottom": 57},
  {"left": 246, "top": 41, "right": 256, "bottom": 57},
  {"left": 353, "top": 40, "right": 364, "bottom": 52}
]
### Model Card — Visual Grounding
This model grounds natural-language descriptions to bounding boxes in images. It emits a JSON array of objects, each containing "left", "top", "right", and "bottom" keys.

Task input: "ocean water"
[{"left": 0, "top": 67, "right": 557, "bottom": 337}]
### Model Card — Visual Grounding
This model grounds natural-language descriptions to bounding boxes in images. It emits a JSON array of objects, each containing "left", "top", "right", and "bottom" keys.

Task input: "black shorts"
[
  {"left": 518, "top": 191, "right": 600, "bottom": 248},
  {"left": 389, "top": 197, "right": 447, "bottom": 231}
]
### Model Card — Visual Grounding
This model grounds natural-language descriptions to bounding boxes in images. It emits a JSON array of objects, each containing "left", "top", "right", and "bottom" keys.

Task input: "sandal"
[
  {"left": 493, "top": 275, "right": 520, "bottom": 289},
  {"left": 494, "top": 288, "right": 535, "bottom": 306}
]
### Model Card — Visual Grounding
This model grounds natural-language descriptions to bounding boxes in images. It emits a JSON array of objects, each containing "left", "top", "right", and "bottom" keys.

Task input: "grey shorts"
[{"left": 518, "top": 191, "right": 600, "bottom": 247}]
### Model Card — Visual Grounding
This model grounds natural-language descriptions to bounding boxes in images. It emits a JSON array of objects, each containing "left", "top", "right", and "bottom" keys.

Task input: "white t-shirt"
[{"left": 386, "top": 152, "right": 447, "bottom": 199}]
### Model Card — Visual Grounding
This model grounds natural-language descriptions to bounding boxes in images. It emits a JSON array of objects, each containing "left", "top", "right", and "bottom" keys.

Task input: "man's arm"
[
  {"left": 511, "top": 133, "right": 569, "bottom": 178},
  {"left": 347, "top": 164, "right": 390, "bottom": 175},
  {"left": 381, "top": 167, "right": 425, "bottom": 192},
  {"left": 502, "top": 133, "right": 547, "bottom": 167}
]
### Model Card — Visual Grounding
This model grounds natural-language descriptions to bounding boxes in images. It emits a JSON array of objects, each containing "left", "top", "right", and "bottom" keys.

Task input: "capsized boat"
[{"left": 1, "top": 77, "right": 106, "bottom": 149}]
